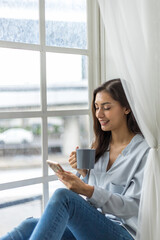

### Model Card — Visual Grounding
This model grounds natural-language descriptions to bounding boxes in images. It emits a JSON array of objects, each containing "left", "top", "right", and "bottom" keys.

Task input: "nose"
[{"left": 96, "top": 108, "right": 105, "bottom": 118}]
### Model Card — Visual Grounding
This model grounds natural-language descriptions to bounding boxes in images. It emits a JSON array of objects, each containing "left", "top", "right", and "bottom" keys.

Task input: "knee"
[
  {"left": 49, "top": 188, "right": 75, "bottom": 205},
  {"left": 6, "top": 217, "right": 39, "bottom": 240},
  {"left": 52, "top": 188, "right": 71, "bottom": 201},
  {"left": 18, "top": 217, "right": 39, "bottom": 231}
]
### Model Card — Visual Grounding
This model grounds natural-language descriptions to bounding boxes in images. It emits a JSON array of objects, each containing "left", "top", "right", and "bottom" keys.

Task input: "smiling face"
[{"left": 94, "top": 90, "right": 130, "bottom": 132}]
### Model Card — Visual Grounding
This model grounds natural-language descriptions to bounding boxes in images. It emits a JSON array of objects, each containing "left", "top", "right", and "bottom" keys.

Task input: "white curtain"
[{"left": 97, "top": 0, "right": 160, "bottom": 240}]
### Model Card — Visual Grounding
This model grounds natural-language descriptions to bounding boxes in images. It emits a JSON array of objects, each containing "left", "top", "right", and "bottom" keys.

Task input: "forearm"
[
  {"left": 56, "top": 171, "right": 93, "bottom": 198},
  {"left": 79, "top": 183, "right": 94, "bottom": 198}
]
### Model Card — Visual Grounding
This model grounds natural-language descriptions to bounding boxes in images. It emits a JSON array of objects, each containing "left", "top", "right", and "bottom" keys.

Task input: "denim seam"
[
  {"left": 69, "top": 196, "right": 133, "bottom": 240},
  {"left": 43, "top": 207, "right": 68, "bottom": 240},
  {"left": 69, "top": 197, "right": 115, "bottom": 233}
]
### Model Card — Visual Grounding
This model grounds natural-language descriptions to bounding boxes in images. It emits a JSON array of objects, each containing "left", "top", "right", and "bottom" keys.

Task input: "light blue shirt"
[{"left": 83, "top": 134, "right": 150, "bottom": 239}]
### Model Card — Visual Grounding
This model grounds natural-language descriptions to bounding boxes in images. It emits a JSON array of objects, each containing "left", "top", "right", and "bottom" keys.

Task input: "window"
[{"left": 0, "top": 0, "right": 100, "bottom": 235}]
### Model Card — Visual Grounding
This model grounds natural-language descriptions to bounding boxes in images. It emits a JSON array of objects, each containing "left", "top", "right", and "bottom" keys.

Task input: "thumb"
[{"left": 75, "top": 146, "right": 79, "bottom": 150}]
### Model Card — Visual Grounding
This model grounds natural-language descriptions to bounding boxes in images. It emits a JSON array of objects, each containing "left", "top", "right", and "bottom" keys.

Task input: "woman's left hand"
[{"left": 56, "top": 171, "right": 94, "bottom": 198}]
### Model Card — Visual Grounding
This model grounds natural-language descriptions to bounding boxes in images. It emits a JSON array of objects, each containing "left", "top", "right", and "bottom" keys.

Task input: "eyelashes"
[{"left": 95, "top": 107, "right": 111, "bottom": 111}]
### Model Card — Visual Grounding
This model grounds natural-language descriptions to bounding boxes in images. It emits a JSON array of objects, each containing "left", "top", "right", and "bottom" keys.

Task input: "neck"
[{"left": 110, "top": 126, "right": 135, "bottom": 146}]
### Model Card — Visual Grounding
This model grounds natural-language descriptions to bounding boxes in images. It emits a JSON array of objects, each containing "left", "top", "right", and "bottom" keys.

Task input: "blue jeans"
[{"left": 1, "top": 188, "right": 134, "bottom": 240}]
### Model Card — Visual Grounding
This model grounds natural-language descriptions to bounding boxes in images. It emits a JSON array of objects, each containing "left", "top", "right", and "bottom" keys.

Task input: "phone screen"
[{"left": 46, "top": 160, "right": 64, "bottom": 173}]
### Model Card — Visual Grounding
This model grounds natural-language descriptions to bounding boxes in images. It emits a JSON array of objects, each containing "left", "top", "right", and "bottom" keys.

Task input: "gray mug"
[{"left": 76, "top": 149, "right": 95, "bottom": 169}]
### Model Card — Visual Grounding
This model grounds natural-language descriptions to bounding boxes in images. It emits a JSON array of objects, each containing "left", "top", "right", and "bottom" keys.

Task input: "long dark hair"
[{"left": 91, "top": 79, "right": 142, "bottom": 162}]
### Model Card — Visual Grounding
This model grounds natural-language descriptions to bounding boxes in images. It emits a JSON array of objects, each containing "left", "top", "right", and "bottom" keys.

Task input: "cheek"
[
  {"left": 104, "top": 110, "right": 115, "bottom": 119},
  {"left": 108, "top": 109, "right": 124, "bottom": 122}
]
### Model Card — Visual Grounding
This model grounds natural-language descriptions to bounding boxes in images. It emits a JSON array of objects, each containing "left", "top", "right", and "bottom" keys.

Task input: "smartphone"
[{"left": 46, "top": 160, "right": 64, "bottom": 173}]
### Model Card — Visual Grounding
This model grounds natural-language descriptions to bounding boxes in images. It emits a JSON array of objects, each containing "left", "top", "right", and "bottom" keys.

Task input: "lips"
[{"left": 99, "top": 120, "right": 110, "bottom": 126}]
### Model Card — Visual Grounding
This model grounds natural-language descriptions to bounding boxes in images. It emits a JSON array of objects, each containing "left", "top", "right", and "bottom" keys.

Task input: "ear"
[{"left": 124, "top": 109, "right": 131, "bottom": 115}]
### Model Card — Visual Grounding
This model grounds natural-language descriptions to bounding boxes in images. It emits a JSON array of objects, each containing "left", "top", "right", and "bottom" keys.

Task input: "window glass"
[
  {"left": 0, "top": 0, "right": 39, "bottom": 44},
  {"left": 49, "top": 180, "right": 65, "bottom": 198},
  {"left": 48, "top": 115, "right": 89, "bottom": 176},
  {"left": 0, "top": 48, "right": 40, "bottom": 111},
  {"left": 45, "top": 0, "right": 87, "bottom": 49},
  {"left": 0, "top": 118, "right": 42, "bottom": 183},
  {"left": 0, "top": 0, "right": 92, "bottom": 221},
  {"left": 0, "top": 184, "right": 42, "bottom": 236},
  {"left": 46, "top": 53, "right": 88, "bottom": 110}
]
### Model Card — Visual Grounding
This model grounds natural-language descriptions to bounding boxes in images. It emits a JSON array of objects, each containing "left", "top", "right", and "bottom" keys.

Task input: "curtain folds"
[{"left": 97, "top": 0, "right": 160, "bottom": 239}]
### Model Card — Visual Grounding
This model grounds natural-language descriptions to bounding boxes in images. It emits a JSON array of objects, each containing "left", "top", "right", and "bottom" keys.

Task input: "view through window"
[{"left": 0, "top": 0, "right": 100, "bottom": 236}]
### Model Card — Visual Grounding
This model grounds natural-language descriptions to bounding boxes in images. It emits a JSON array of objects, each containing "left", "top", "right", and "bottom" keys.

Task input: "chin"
[{"left": 101, "top": 126, "right": 111, "bottom": 132}]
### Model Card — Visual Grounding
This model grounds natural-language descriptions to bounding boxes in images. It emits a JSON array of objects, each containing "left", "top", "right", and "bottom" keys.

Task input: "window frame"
[{"left": 0, "top": 0, "right": 101, "bottom": 209}]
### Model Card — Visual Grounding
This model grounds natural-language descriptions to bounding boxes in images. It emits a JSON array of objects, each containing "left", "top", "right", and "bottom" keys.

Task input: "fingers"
[
  {"left": 56, "top": 171, "right": 84, "bottom": 194},
  {"left": 56, "top": 171, "right": 73, "bottom": 182},
  {"left": 69, "top": 159, "right": 77, "bottom": 169},
  {"left": 69, "top": 153, "right": 76, "bottom": 162},
  {"left": 56, "top": 172, "right": 65, "bottom": 181},
  {"left": 69, "top": 146, "right": 79, "bottom": 169},
  {"left": 69, "top": 146, "right": 79, "bottom": 157},
  {"left": 69, "top": 155, "right": 77, "bottom": 168}
]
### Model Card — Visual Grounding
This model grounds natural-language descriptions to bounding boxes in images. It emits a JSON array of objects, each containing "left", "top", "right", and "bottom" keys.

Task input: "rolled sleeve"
[
  {"left": 76, "top": 171, "right": 89, "bottom": 184},
  {"left": 81, "top": 172, "right": 89, "bottom": 183},
  {"left": 87, "top": 186, "right": 112, "bottom": 208},
  {"left": 87, "top": 186, "right": 139, "bottom": 218}
]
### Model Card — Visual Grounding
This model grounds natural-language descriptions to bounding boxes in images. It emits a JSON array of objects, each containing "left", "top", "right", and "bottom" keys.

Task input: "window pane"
[
  {"left": 47, "top": 53, "right": 88, "bottom": 110},
  {"left": 0, "top": 48, "right": 40, "bottom": 111},
  {"left": 0, "top": 0, "right": 39, "bottom": 44},
  {"left": 48, "top": 115, "right": 89, "bottom": 176},
  {"left": 45, "top": 0, "right": 87, "bottom": 49},
  {"left": 0, "top": 118, "right": 42, "bottom": 183},
  {"left": 0, "top": 184, "right": 42, "bottom": 236},
  {"left": 49, "top": 180, "right": 65, "bottom": 198}
]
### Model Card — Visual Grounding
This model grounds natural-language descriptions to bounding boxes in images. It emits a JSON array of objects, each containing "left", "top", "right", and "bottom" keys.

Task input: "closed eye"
[{"left": 95, "top": 107, "right": 111, "bottom": 111}]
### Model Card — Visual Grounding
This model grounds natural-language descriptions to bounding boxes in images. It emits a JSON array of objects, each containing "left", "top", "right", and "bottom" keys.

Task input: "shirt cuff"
[
  {"left": 75, "top": 171, "right": 89, "bottom": 183},
  {"left": 81, "top": 171, "right": 89, "bottom": 183},
  {"left": 75, "top": 172, "right": 81, "bottom": 178},
  {"left": 87, "top": 186, "right": 112, "bottom": 208}
]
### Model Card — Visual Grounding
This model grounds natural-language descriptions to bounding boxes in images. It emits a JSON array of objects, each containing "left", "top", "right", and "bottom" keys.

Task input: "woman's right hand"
[{"left": 68, "top": 146, "right": 88, "bottom": 178}]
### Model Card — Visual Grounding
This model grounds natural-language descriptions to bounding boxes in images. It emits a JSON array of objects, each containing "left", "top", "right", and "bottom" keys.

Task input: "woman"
[{"left": 1, "top": 79, "right": 150, "bottom": 240}]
